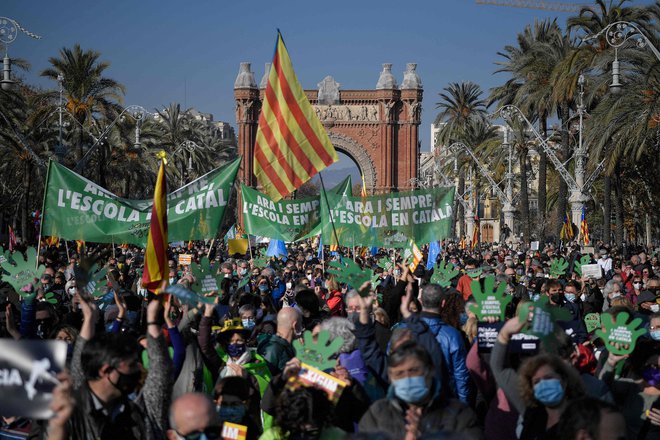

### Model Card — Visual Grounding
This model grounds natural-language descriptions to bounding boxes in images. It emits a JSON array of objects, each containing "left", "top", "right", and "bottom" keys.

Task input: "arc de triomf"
[{"left": 234, "top": 62, "right": 423, "bottom": 194}]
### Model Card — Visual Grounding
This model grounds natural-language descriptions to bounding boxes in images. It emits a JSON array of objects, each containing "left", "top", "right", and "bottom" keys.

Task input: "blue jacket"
[{"left": 420, "top": 312, "right": 470, "bottom": 404}]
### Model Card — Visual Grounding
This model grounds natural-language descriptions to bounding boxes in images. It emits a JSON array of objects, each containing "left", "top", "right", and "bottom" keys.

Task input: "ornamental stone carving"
[
  {"left": 327, "top": 132, "right": 376, "bottom": 189},
  {"left": 313, "top": 105, "right": 379, "bottom": 122},
  {"left": 317, "top": 76, "right": 340, "bottom": 105}
]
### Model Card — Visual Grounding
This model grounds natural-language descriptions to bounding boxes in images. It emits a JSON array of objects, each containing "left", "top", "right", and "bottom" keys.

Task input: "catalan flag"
[
  {"left": 142, "top": 159, "right": 168, "bottom": 292},
  {"left": 76, "top": 239, "right": 85, "bottom": 255},
  {"left": 580, "top": 207, "right": 590, "bottom": 245},
  {"left": 254, "top": 32, "right": 339, "bottom": 201},
  {"left": 560, "top": 212, "right": 574, "bottom": 242},
  {"left": 360, "top": 174, "right": 368, "bottom": 198}
]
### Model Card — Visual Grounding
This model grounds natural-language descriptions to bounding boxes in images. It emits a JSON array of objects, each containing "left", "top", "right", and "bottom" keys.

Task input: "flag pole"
[
  {"left": 64, "top": 240, "right": 70, "bottom": 261},
  {"left": 318, "top": 172, "right": 342, "bottom": 256},
  {"left": 36, "top": 160, "right": 52, "bottom": 268}
]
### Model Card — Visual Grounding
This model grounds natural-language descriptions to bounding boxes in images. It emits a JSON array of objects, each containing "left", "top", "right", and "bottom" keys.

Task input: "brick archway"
[
  {"left": 327, "top": 132, "right": 376, "bottom": 191},
  {"left": 234, "top": 63, "right": 423, "bottom": 194}
]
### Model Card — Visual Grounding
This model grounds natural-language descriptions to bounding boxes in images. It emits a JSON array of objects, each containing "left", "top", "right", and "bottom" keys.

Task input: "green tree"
[
  {"left": 41, "top": 44, "right": 125, "bottom": 165},
  {"left": 435, "top": 82, "right": 489, "bottom": 238}
]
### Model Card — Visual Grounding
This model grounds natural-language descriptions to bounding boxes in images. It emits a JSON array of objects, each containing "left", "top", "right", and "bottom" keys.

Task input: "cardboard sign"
[
  {"left": 227, "top": 239, "right": 248, "bottom": 256},
  {"left": 580, "top": 264, "right": 602, "bottom": 279},
  {"left": 595, "top": 311, "right": 647, "bottom": 355},
  {"left": 469, "top": 276, "right": 512, "bottom": 321},
  {"left": 584, "top": 313, "right": 601, "bottom": 333},
  {"left": 0, "top": 339, "right": 67, "bottom": 418},
  {"left": 477, "top": 322, "right": 539, "bottom": 354},
  {"left": 222, "top": 422, "right": 247, "bottom": 440},
  {"left": 178, "top": 254, "right": 192, "bottom": 265},
  {"left": 297, "top": 363, "right": 347, "bottom": 404}
]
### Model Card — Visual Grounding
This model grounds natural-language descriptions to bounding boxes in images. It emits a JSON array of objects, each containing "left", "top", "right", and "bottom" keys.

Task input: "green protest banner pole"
[
  {"left": 36, "top": 159, "right": 52, "bottom": 267},
  {"left": 318, "top": 172, "right": 342, "bottom": 257}
]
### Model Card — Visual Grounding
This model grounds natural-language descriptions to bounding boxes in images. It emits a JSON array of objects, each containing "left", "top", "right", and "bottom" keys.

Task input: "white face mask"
[
  {"left": 651, "top": 304, "right": 660, "bottom": 313},
  {"left": 286, "top": 282, "right": 292, "bottom": 290},
  {"left": 580, "top": 293, "right": 587, "bottom": 302},
  {"left": 633, "top": 283, "right": 642, "bottom": 290},
  {"left": 306, "top": 274, "right": 312, "bottom": 281},
  {"left": 611, "top": 292, "right": 621, "bottom": 299}
]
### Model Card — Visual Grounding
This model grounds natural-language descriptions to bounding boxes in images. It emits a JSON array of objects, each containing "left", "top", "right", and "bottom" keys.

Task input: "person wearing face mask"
[
  {"left": 213, "top": 377, "right": 261, "bottom": 440},
  {"left": 637, "top": 290, "right": 660, "bottom": 316},
  {"left": 359, "top": 341, "right": 481, "bottom": 439},
  {"left": 257, "top": 307, "right": 300, "bottom": 376},
  {"left": 167, "top": 392, "right": 223, "bottom": 440},
  {"left": 33, "top": 298, "right": 172, "bottom": 440},
  {"left": 491, "top": 316, "right": 586, "bottom": 440},
  {"left": 600, "top": 338, "right": 660, "bottom": 439}
]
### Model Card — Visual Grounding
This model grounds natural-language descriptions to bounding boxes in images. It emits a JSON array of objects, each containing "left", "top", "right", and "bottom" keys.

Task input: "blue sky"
[{"left": 3, "top": 0, "right": 648, "bottom": 169}]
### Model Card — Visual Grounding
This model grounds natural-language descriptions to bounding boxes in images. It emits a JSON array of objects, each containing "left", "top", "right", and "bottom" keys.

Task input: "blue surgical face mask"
[
  {"left": 258, "top": 284, "right": 269, "bottom": 293},
  {"left": 459, "top": 313, "right": 468, "bottom": 326},
  {"left": 217, "top": 404, "right": 246, "bottom": 424},
  {"left": 533, "top": 378, "right": 565, "bottom": 407},
  {"left": 392, "top": 375, "right": 429, "bottom": 403},
  {"left": 242, "top": 318, "right": 256, "bottom": 330},
  {"left": 650, "top": 330, "right": 660, "bottom": 341},
  {"left": 531, "top": 293, "right": 540, "bottom": 302},
  {"left": 565, "top": 293, "right": 576, "bottom": 303}
]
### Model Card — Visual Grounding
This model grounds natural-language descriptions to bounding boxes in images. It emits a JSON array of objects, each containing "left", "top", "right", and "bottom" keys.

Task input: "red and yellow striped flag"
[
  {"left": 580, "top": 207, "right": 590, "bottom": 246},
  {"left": 254, "top": 32, "right": 339, "bottom": 201},
  {"left": 142, "top": 159, "right": 169, "bottom": 292},
  {"left": 76, "top": 240, "right": 85, "bottom": 255}
]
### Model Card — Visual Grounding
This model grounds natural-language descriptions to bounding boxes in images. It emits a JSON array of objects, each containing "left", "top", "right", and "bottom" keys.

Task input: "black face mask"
[
  {"left": 109, "top": 368, "right": 141, "bottom": 396},
  {"left": 550, "top": 294, "right": 563, "bottom": 304}
]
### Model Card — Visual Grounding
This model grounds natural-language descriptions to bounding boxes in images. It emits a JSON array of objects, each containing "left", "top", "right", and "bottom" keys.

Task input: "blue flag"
[
  {"left": 267, "top": 239, "right": 288, "bottom": 259},
  {"left": 317, "top": 236, "right": 323, "bottom": 259},
  {"left": 426, "top": 241, "right": 441, "bottom": 270}
]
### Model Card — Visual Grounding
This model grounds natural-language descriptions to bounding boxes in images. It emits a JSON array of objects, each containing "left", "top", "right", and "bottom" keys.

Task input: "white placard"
[
  {"left": 581, "top": 263, "right": 602, "bottom": 279},
  {"left": 530, "top": 241, "right": 540, "bottom": 251}
]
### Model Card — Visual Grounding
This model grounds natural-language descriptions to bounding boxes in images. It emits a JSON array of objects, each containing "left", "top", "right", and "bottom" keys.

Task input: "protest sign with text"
[
  {"left": 42, "top": 158, "right": 241, "bottom": 245},
  {"left": 320, "top": 186, "right": 455, "bottom": 248}
]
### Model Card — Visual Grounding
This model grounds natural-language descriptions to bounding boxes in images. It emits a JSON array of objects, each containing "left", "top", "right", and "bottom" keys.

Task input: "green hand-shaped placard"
[
  {"left": 584, "top": 312, "right": 601, "bottom": 333},
  {"left": 42, "top": 291, "right": 58, "bottom": 304},
  {"left": 1, "top": 247, "right": 44, "bottom": 295},
  {"left": 237, "top": 276, "right": 250, "bottom": 290},
  {"left": 293, "top": 330, "right": 344, "bottom": 371},
  {"left": 376, "top": 256, "right": 393, "bottom": 272},
  {"left": 81, "top": 264, "right": 108, "bottom": 298},
  {"left": 430, "top": 260, "right": 460, "bottom": 288},
  {"left": 468, "top": 276, "right": 512, "bottom": 321},
  {"left": 549, "top": 258, "right": 569, "bottom": 278},
  {"left": 517, "top": 295, "right": 572, "bottom": 349},
  {"left": 326, "top": 258, "right": 373, "bottom": 292},
  {"left": 467, "top": 267, "right": 483, "bottom": 279},
  {"left": 573, "top": 255, "right": 591, "bottom": 277},
  {"left": 595, "top": 311, "right": 647, "bottom": 355},
  {"left": 253, "top": 248, "right": 269, "bottom": 268},
  {"left": 191, "top": 257, "right": 223, "bottom": 294},
  {"left": 165, "top": 284, "right": 215, "bottom": 307}
]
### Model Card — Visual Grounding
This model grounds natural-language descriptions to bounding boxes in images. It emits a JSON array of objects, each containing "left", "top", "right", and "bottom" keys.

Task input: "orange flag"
[
  {"left": 142, "top": 159, "right": 168, "bottom": 292},
  {"left": 254, "top": 31, "right": 338, "bottom": 201}
]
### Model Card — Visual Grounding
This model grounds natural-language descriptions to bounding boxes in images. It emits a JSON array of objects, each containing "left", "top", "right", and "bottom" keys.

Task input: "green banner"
[
  {"left": 241, "top": 176, "right": 352, "bottom": 242},
  {"left": 320, "top": 186, "right": 455, "bottom": 248},
  {"left": 42, "top": 158, "right": 241, "bottom": 245}
]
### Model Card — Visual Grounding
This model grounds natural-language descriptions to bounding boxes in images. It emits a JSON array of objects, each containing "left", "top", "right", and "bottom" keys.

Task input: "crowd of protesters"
[{"left": 0, "top": 237, "right": 658, "bottom": 440}]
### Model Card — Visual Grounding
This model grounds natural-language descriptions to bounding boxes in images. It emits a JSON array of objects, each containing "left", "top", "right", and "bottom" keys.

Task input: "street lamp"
[
  {"left": 583, "top": 21, "right": 660, "bottom": 94},
  {"left": 0, "top": 17, "right": 41, "bottom": 91},
  {"left": 172, "top": 140, "right": 202, "bottom": 186},
  {"left": 75, "top": 105, "right": 151, "bottom": 172}
]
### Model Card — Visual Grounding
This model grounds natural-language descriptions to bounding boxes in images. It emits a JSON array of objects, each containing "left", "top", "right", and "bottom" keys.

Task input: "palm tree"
[
  {"left": 435, "top": 82, "right": 489, "bottom": 238},
  {"left": 567, "top": 0, "right": 655, "bottom": 245},
  {"left": 41, "top": 44, "right": 125, "bottom": 164}
]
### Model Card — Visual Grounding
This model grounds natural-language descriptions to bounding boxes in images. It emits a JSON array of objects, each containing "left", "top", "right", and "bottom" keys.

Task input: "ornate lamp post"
[
  {"left": 0, "top": 17, "right": 41, "bottom": 91},
  {"left": 583, "top": 21, "right": 660, "bottom": 93},
  {"left": 172, "top": 140, "right": 202, "bottom": 186}
]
